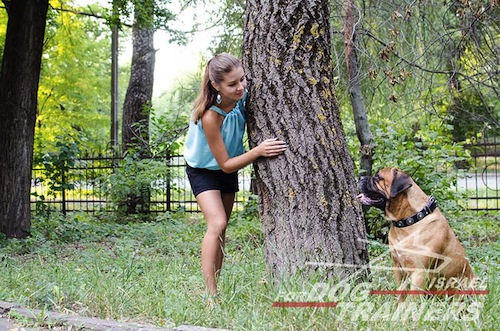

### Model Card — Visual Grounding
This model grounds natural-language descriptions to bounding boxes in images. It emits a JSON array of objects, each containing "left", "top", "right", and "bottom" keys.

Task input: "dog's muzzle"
[{"left": 357, "top": 176, "right": 387, "bottom": 210}]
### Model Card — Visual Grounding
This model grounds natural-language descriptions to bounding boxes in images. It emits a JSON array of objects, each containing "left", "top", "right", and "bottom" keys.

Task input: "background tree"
[
  {"left": 120, "top": 3, "right": 156, "bottom": 214},
  {"left": 342, "top": 0, "right": 372, "bottom": 178},
  {"left": 117, "top": 0, "right": 179, "bottom": 154},
  {"left": 0, "top": 0, "right": 49, "bottom": 238},
  {"left": 243, "top": 0, "right": 369, "bottom": 278},
  {"left": 116, "top": 0, "right": 177, "bottom": 215},
  {"left": 121, "top": 0, "right": 156, "bottom": 153}
]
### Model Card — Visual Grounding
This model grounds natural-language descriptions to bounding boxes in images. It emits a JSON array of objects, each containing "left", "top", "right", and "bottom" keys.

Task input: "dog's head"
[{"left": 357, "top": 167, "right": 413, "bottom": 211}]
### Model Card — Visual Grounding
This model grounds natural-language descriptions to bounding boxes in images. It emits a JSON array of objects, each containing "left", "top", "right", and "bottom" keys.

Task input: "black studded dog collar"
[{"left": 393, "top": 196, "right": 437, "bottom": 228}]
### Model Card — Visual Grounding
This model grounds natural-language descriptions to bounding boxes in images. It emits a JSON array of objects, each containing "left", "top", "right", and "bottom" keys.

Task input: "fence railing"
[
  {"left": 31, "top": 137, "right": 500, "bottom": 214},
  {"left": 31, "top": 153, "right": 253, "bottom": 214},
  {"left": 458, "top": 136, "right": 500, "bottom": 211}
]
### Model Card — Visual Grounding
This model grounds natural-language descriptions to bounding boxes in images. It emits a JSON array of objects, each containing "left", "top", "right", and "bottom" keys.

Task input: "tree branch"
[
  {"left": 361, "top": 28, "right": 499, "bottom": 92},
  {"left": 49, "top": 4, "right": 133, "bottom": 28}
]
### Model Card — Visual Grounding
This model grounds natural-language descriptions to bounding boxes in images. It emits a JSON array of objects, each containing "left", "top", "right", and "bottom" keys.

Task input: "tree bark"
[
  {"left": 0, "top": 0, "right": 49, "bottom": 238},
  {"left": 121, "top": 0, "right": 156, "bottom": 154},
  {"left": 243, "top": 0, "right": 368, "bottom": 279}
]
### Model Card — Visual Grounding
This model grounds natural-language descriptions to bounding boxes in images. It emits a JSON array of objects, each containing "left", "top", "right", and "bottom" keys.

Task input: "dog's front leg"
[
  {"left": 409, "top": 271, "right": 426, "bottom": 291},
  {"left": 392, "top": 254, "right": 404, "bottom": 286},
  {"left": 392, "top": 254, "right": 408, "bottom": 302}
]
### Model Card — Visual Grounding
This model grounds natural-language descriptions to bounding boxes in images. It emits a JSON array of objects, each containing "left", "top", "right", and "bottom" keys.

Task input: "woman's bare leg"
[
  {"left": 215, "top": 192, "right": 235, "bottom": 275},
  {"left": 196, "top": 190, "right": 235, "bottom": 295}
]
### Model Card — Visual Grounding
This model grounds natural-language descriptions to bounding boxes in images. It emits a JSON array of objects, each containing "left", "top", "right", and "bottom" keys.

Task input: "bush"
[{"left": 102, "top": 153, "right": 169, "bottom": 218}]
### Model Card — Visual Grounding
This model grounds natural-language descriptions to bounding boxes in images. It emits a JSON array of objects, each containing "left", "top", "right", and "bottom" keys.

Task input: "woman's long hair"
[{"left": 191, "top": 53, "right": 242, "bottom": 123}]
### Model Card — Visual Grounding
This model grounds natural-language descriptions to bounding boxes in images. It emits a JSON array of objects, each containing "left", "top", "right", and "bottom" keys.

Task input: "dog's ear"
[{"left": 390, "top": 170, "right": 413, "bottom": 198}]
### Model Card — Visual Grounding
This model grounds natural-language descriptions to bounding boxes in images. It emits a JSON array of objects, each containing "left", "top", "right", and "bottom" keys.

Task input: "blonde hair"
[{"left": 191, "top": 53, "right": 243, "bottom": 123}]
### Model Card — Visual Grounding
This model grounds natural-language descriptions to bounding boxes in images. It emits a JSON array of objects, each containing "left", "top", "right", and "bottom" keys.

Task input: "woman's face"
[{"left": 212, "top": 66, "right": 247, "bottom": 105}]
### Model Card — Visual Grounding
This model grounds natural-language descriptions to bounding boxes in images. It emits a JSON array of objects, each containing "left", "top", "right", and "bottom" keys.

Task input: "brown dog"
[{"left": 357, "top": 167, "right": 475, "bottom": 295}]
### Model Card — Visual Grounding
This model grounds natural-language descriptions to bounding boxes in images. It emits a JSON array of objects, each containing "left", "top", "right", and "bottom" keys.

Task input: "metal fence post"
[
  {"left": 166, "top": 149, "right": 171, "bottom": 212},
  {"left": 61, "top": 169, "right": 67, "bottom": 215}
]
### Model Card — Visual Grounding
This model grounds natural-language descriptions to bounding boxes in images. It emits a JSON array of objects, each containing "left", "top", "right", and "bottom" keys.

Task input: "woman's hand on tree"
[{"left": 257, "top": 138, "right": 287, "bottom": 157}]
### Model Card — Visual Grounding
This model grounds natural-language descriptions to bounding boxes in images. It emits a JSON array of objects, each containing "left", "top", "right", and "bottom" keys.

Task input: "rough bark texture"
[
  {"left": 121, "top": 4, "right": 155, "bottom": 154},
  {"left": 343, "top": 0, "right": 373, "bottom": 178},
  {"left": 243, "top": 0, "right": 368, "bottom": 279},
  {"left": 0, "top": 0, "right": 48, "bottom": 238}
]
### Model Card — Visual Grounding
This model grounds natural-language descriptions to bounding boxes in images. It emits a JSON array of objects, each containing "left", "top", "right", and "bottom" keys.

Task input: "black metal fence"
[
  {"left": 31, "top": 137, "right": 500, "bottom": 214},
  {"left": 31, "top": 153, "right": 254, "bottom": 214},
  {"left": 458, "top": 136, "right": 500, "bottom": 211}
]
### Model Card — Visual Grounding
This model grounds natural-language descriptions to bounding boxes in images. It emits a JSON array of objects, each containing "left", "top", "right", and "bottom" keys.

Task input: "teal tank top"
[{"left": 184, "top": 92, "right": 247, "bottom": 171}]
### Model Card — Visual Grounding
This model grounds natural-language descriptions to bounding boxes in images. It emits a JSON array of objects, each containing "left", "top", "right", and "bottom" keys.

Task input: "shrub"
[{"left": 102, "top": 153, "right": 169, "bottom": 219}]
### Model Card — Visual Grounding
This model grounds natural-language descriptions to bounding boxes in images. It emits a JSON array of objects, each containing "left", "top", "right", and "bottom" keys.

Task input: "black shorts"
[{"left": 186, "top": 164, "right": 239, "bottom": 197}]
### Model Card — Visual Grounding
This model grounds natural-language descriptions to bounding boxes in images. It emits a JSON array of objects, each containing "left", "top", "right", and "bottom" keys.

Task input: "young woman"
[{"left": 184, "top": 53, "right": 287, "bottom": 298}]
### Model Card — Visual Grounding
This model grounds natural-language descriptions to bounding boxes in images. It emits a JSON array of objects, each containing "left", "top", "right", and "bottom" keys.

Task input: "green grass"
[{"left": 0, "top": 208, "right": 498, "bottom": 330}]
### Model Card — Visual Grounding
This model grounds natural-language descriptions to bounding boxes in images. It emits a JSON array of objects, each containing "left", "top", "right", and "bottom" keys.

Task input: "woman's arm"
[{"left": 202, "top": 111, "right": 287, "bottom": 174}]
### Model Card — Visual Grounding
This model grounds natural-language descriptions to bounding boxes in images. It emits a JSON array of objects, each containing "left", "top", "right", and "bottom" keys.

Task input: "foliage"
[
  {"left": 206, "top": 0, "right": 245, "bottom": 56},
  {"left": 32, "top": 133, "right": 82, "bottom": 217},
  {"left": 149, "top": 110, "right": 187, "bottom": 156},
  {"left": 447, "top": 89, "right": 500, "bottom": 141},
  {"left": 229, "top": 195, "right": 263, "bottom": 247},
  {"left": 210, "top": 0, "right": 498, "bottom": 123},
  {"left": 111, "top": 0, "right": 186, "bottom": 43},
  {"left": 18, "top": 0, "right": 496, "bottom": 174},
  {"left": 206, "top": 0, "right": 498, "bottom": 183},
  {"left": 151, "top": 73, "right": 199, "bottom": 155},
  {"left": 123, "top": 71, "right": 197, "bottom": 156},
  {"left": 36, "top": 1, "right": 114, "bottom": 154},
  {"left": 35, "top": 138, "right": 82, "bottom": 197},
  {"left": 102, "top": 153, "right": 169, "bottom": 217},
  {"left": 149, "top": 104, "right": 190, "bottom": 156},
  {"left": 0, "top": 7, "right": 6, "bottom": 59},
  {"left": 328, "top": 0, "right": 499, "bottom": 241},
  {"left": 372, "top": 124, "right": 469, "bottom": 202},
  {"left": 0, "top": 209, "right": 498, "bottom": 330}
]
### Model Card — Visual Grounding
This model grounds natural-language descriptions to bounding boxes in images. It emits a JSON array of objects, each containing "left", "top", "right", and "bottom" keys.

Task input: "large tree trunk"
[
  {"left": 243, "top": 0, "right": 368, "bottom": 279},
  {"left": 121, "top": 0, "right": 155, "bottom": 154},
  {"left": 0, "top": 0, "right": 48, "bottom": 238}
]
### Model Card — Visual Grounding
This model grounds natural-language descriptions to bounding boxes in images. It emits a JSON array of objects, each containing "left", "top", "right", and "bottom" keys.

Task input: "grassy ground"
[{"left": 0, "top": 206, "right": 498, "bottom": 330}]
